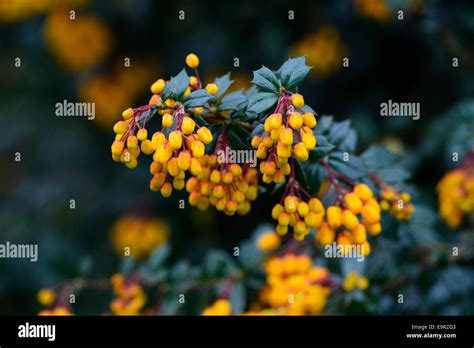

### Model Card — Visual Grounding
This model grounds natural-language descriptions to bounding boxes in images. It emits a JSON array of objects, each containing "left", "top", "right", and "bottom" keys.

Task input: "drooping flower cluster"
[
  {"left": 110, "top": 274, "right": 146, "bottom": 315},
  {"left": 251, "top": 254, "right": 331, "bottom": 315},
  {"left": 315, "top": 183, "right": 380, "bottom": 255},
  {"left": 110, "top": 215, "right": 170, "bottom": 260},
  {"left": 437, "top": 165, "right": 474, "bottom": 228},
  {"left": 380, "top": 186, "right": 415, "bottom": 221},
  {"left": 272, "top": 190, "right": 325, "bottom": 241},
  {"left": 252, "top": 92, "right": 317, "bottom": 183}
]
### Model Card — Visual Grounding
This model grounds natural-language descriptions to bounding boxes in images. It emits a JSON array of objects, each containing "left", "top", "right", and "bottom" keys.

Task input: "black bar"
[{"left": 0, "top": 315, "right": 472, "bottom": 346}]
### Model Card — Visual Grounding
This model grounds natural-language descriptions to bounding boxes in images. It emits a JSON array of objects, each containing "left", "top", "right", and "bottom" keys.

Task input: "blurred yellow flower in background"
[
  {"left": 354, "top": 0, "right": 393, "bottom": 22},
  {"left": 79, "top": 59, "right": 159, "bottom": 129},
  {"left": 290, "top": 26, "right": 348, "bottom": 78},
  {"left": 110, "top": 215, "right": 170, "bottom": 260},
  {"left": 44, "top": 8, "right": 112, "bottom": 71}
]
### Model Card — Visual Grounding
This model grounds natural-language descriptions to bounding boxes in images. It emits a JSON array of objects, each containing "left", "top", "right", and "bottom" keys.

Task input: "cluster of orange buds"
[
  {"left": 437, "top": 159, "right": 474, "bottom": 228},
  {"left": 148, "top": 106, "right": 213, "bottom": 197},
  {"left": 380, "top": 186, "right": 415, "bottom": 220},
  {"left": 315, "top": 183, "right": 381, "bottom": 256},
  {"left": 258, "top": 254, "right": 331, "bottom": 315},
  {"left": 271, "top": 179, "right": 325, "bottom": 241},
  {"left": 110, "top": 274, "right": 146, "bottom": 315},
  {"left": 251, "top": 91, "right": 317, "bottom": 183},
  {"left": 185, "top": 131, "right": 259, "bottom": 215},
  {"left": 111, "top": 104, "right": 157, "bottom": 169}
]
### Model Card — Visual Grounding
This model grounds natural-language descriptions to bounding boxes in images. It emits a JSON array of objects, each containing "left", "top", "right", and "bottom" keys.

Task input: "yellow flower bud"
[
  {"left": 167, "top": 158, "right": 180, "bottom": 176},
  {"left": 308, "top": 198, "right": 324, "bottom": 213},
  {"left": 169, "top": 131, "right": 183, "bottom": 150},
  {"left": 191, "top": 140, "right": 205, "bottom": 158},
  {"left": 162, "top": 113, "right": 174, "bottom": 128},
  {"left": 297, "top": 201, "right": 310, "bottom": 217},
  {"left": 366, "top": 222, "right": 382, "bottom": 236},
  {"left": 160, "top": 182, "right": 173, "bottom": 197},
  {"left": 278, "top": 212, "right": 290, "bottom": 225},
  {"left": 194, "top": 106, "right": 204, "bottom": 114},
  {"left": 113, "top": 121, "right": 127, "bottom": 134},
  {"left": 327, "top": 206, "right": 342, "bottom": 228},
  {"left": 251, "top": 136, "right": 262, "bottom": 148},
  {"left": 279, "top": 127, "right": 293, "bottom": 146},
  {"left": 122, "top": 108, "right": 134, "bottom": 120},
  {"left": 37, "top": 288, "right": 55, "bottom": 307},
  {"left": 352, "top": 224, "right": 367, "bottom": 244},
  {"left": 272, "top": 203, "right": 284, "bottom": 219},
  {"left": 189, "top": 158, "right": 202, "bottom": 176},
  {"left": 210, "top": 169, "right": 221, "bottom": 184},
  {"left": 205, "top": 83, "right": 219, "bottom": 96},
  {"left": 288, "top": 112, "right": 303, "bottom": 129},
  {"left": 176, "top": 151, "right": 191, "bottom": 171},
  {"left": 127, "top": 136, "right": 138, "bottom": 149},
  {"left": 173, "top": 178, "right": 185, "bottom": 190},
  {"left": 137, "top": 128, "right": 148, "bottom": 141},
  {"left": 189, "top": 76, "right": 199, "bottom": 86},
  {"left": 140, "top": 139, "right": 154, "bottom": 155},
  {"left": 342, "top": 210, "right": 359, "bottom": 230},
  {"left": 257, "top": 231, "right": 280, "bottom": 251},
  {"left": 111, "top": 141, "right": 125, "bottom": 156},
  {"left": 154, "top": 143, "right": 173, "bottom": 163},
  {"left": 316, "top": 223, "right": 335, "bottom": 245},
  {"left": 276, "top": 224, "right": 288, "bottom": 236},
  {"left": 303, "top": 112, "right": 317, "bottom": 128},
  {"left": 151, "top": 79, "right": 166, "bottom": 94},
  {"left": 294, "top": 142, "right": 309, "bottom": 161},
  {"left": 361, "top": 205, "right": 380, "bottom": 224},
  {"left": 284, "top": 195, "right": 299, "bottom": 213},
  {"left": 185, "top": 53, "right": 200, "bottom": 68},
  {"left": 291, "top": 93, "right": 304, "bottom": 108},
  {"left": 197, "top": 127, "right": 213, "bottom": 144},
  {"left": 344, "top": 192, "right": 363, "bottom": 214},
  {"left": 181, "top": 116, "right": 196, "bottom": 134},
  {"left": 354, "top": 183, "right": 373, "bottom": 201},
  {"left": 302, "top": 133, "right": 316, "bottom": 150}
]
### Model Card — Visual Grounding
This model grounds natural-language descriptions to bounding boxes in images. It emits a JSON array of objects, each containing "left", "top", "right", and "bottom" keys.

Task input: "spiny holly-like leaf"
[
  {"left": 247, "top": 91, "right": 278, "bottom": 115},
  {"left": 217, "top": 90, "right": 247, "bottom": 112},
  {"left": 251, "top": 66, "right": 280, "bottom": 93},
  {"left": 328, "top": 152, "right": 367, "bottom": 180},
  {"left": 213, "top": 73, "right": 234, "bottom": 99},
  {"left": 162, "top": 69, "right": 189, "bottom": 101},
  {"left": 310, "top": 135, "right": 336, "bottom": 159},
  {"left": 277, "top": 56, "right": 311, "bottom": 90},
  {"left": 183, "top": 89, "right": 211, "bottom": 108}
]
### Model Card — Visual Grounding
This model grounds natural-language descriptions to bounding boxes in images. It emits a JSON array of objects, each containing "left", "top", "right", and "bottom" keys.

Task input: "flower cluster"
[
  {"left": 315, "top": 184, "right": 380, "bottom": 255},
  {"left": 290, "top": 26, "right": 348, "bottom": 77},
  {"left": 201, "top": 299, "right": 232, "bottom": 316},
  {"left": 110, "top": 274, "right": 146, "bottom": 315},
  {"left": 272, "top": 190, "right": 325, "bottom": 241},
  {"left": 44, "top": 8, "right": 113, "bottom": 71},
  {"left": 110, "top": 215, "right": 170, "bottom": 260},
  {"left": 437, "top": 166, "right": 474, "bottom": 228},
  {"left": 380, "top": 186, "right": 415, "bottom": 221},
  {"left": 342, "top": 272, "right": 369, "bottom": 292},
  {"left": 252, "top": 92, "right": 317, "bottom": 183},
  {"left": 251, "top": 254, "right": 331, "bottom": 315}
]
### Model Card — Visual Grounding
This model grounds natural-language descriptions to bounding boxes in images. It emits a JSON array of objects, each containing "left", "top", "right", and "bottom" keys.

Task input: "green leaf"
[
  {"left": 300, "top": 104, "right": 317, "bottom": 114},
  {"left": 310, "top": 135, "right": 336, "bottom": 158},
  {"left": 328, "top": 152, "right": 367, "bottom": 180},
  {"left": 205, "top": 250, "right": 237, "bottom": 277},
  {"left": 315, "top": 115, "right": 334, "bottom": 135},
  {"left": 302, "top": 161, "right": 325, "bottom": 194},
  {"left": 247, "top": 92, "right": 278, "bottom": 115},
  {"left": 213, "top": 73, "right": 234, "bottom": 99},
  {"left": 339, "top": 129, "right": 358, "bottom": 153},
  {"left": 217, "top": 90, "right": 247, "bottom": 112},
  {"left": 361, "top": 145, "right": 400, "bottom": 170},
  {"left": 327, "top": 120, "right": 351, "bottom": 146},
  {"left": 162, "top": 69, "right": 189, "bottom": 100},
  {"left": 193, "top": 113, "right": 208, "bottom": 126},
  {"left": 252, "top": 66, "right": 281, "bottom": 93},
  {"left": 227, "top": 124, "right": 251, "bottom": 150},
  {"left": 294, "top": 159, "right": 310, "bottom": 191},
  {"left": 183, "top": 89, "right": 211, "bottom": 108},
  {"left": 277, "top": 56, "right": 311, "bottom": 90},
  {"left": 147, "top": 244, "right": 171, "bottom": 269}
]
